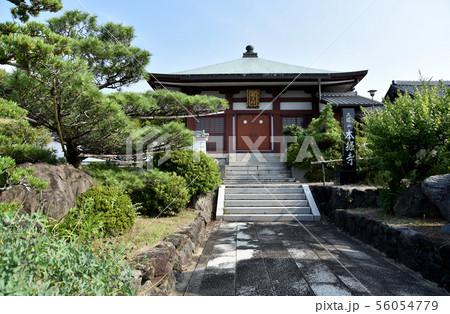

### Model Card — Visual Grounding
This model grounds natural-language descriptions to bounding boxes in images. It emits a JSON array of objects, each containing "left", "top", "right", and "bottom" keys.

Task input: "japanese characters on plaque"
[
  {"left": 247, "top": 89, "right": 260, "bottom": 108},
  {"left": 342, "top": 108, "right": 356, "bottom": 171}
]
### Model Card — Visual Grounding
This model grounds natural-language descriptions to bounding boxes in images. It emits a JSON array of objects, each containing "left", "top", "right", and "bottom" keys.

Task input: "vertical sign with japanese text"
[
  {"left": 247, "top": 89, "right": 260, "bottom": 108},
  {"left": 342, "top": 108, "right": 356, "bottom": 171}
]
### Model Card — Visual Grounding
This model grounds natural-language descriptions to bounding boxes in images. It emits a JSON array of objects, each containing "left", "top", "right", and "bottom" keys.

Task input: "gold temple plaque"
[{"left": 247, "top": 89, "right": 260, "bottom": 108}]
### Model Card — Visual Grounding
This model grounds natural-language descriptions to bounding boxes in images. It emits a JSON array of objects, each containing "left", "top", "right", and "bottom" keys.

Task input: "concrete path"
[{"left": 179, "top": 222, "right": 448, "bottom": 296}]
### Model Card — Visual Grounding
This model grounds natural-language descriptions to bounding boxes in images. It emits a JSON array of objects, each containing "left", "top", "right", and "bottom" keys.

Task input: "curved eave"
[{"left": 148, "top": 70, "right": 368, "bottom": 91}]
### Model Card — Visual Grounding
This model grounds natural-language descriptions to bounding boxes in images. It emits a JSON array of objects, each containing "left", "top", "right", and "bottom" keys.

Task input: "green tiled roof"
[{"left": 174, "top": 57, "right": 337, "bottom": 75}]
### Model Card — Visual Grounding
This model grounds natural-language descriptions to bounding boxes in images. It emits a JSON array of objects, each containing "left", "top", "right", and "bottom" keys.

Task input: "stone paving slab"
[{"left": 180, "top": 222, "right": 448, "bottom": 296}]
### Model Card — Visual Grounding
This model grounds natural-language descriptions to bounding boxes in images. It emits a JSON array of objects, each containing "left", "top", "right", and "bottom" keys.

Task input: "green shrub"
[
  {"left": 0, "top": 207, "right": 136, "bottom": 296},
  {"left": 84, "top": 163, "right": 192, "bottom": 216},
  {"left": 0, "top": 143, "right": 57, "bottom": 164},
  {"left": 0, "top": 202, "right": 21, "bottom": 213},
  {"left": 83, "top": 162, "right": 150, "bottom": 194},
  {"left": 284, "top": 104, "right": 342, "bottom": 181},
  {"left": 0, "top": 156, "right": 48, "bottom": 192},
  {"left": 352, "top": 126, "right": 389, "bottom": 186},
  {"left": 362, "top": 81, "right": 450, "bottom": 191},
  {"left": 133, "top": 170, "right": 190, "bottom": 216},
  {"left": 378, "top": 187, "right": 405, "bottom": 216},
  {"left": 158, "top": 150, "right": 221, "bottom": 197},
  {"left": 50, "top": 203, "right": 105, "bottom": 240},
  {"left": 0, "top": 98, "right": 55, "bottom": 164},
  {"left": 76, "top": 184, "right": 137, "bottom": 236},
  {"left": 282, "top": 124, "right": 305, "bottom": 139}
]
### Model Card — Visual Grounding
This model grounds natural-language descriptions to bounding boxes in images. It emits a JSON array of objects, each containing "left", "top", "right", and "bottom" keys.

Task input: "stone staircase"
[
  {"left": 217, "top": 154, "right": 320, "bottom": 222},
  {"left": 223, "top": 153, "right": 294, "bottom": 184}
]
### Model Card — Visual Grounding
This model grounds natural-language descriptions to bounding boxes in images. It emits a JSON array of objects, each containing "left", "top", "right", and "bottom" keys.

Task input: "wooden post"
[{"left": 321, "top": 163, "right": 326, "bottom": 185}]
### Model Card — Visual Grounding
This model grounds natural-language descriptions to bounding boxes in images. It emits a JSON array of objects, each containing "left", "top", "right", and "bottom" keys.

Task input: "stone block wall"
[
  {"left": 309, "top": 185, "right": 379, "bottom": 217},
  {"left": 311, "top": 185, "right": 450, "bottom": 292},
  {"left": 131, "top": 192, "right": 214, "bottom": 296}
]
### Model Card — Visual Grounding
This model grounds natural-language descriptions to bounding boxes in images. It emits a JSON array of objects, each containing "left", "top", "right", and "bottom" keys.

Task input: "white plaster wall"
[
  {"left": 280, "top": 102, "right": 312, "bottom": 110},
  {"left": 280, "top": 90, "right": 312, "bottom": 98},
  {"left": 232, "top": 90, "right": 274, "bottom": 98},
  {"left": 233, "top": 102, "right": 273, "bottom": 110}
]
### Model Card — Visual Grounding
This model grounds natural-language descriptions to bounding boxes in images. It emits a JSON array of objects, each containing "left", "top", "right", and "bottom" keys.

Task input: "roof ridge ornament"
[{"left": 243, "top": 45, "right": 258, "bottom": 58}]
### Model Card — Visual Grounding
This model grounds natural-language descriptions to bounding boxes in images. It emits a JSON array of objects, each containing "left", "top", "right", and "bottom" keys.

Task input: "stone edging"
[
  {"left": 130, "top": 193, "right": 214, "bottom": 296},
  {"left": 332, "top": 209, "right": 450, "bottom": 292},
  {"left": 310, "top": 185, "right": 450, "bottom": 293}
]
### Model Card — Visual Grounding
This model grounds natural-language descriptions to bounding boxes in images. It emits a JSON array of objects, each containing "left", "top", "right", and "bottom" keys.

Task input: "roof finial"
[{"left": 243, "top": 45, "right": 258, "bottom": 58}]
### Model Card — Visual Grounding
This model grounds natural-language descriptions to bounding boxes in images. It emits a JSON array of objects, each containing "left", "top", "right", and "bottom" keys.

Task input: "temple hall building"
[{"left": 149, "top": 45, "right": 381, "bottom": 162}]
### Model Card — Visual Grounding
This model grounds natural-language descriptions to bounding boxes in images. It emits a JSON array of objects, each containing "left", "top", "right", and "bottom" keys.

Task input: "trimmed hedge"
[
  {"left": 75, "top": 184, "right": 137, "bottom": 236},
  {"left": 158, "top": 150, "right": 221, "bottom": 197},
  {"left": 132, "top": 170, "right": 190, "bottom": 216}
]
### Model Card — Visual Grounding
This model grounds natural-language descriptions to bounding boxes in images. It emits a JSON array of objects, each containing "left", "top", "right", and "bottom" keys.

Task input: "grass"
[{"left": 94, "top": 208, "right": 199, "bottom": 259}]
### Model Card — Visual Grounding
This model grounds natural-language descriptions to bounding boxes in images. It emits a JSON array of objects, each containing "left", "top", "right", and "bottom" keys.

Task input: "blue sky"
[{"left": 2, "top": 0, "right": 450, "bottom": 100}]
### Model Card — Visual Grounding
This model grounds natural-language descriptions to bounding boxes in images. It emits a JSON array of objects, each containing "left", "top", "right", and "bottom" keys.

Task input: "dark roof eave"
[
  {"left": 148, "top": 70, "right": 368, "bottom": 89},
  {"left": 149, "top": 70, "right": 367, "bottom": 81}
]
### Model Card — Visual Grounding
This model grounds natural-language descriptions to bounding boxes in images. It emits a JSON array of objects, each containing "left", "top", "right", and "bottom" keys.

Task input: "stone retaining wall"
[
  {"left": 130, "top": 193, "right": 214, "bottom": 296},
  {"left": 309, "top": 184, "right": 379, "bottom": 217},
  {"left": 310, "top": 185, "right": 450, "bottom": 292}
]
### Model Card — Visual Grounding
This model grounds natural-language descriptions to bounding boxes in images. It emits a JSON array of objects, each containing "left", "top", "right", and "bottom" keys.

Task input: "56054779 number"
[{"left": 375, "top": 301, "right": 438, "bottom": 311}]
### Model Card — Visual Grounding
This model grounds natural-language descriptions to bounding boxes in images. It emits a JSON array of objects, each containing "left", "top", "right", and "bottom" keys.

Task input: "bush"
[
  {"left": 351, "top": 126, "right": 389, "bottom": 186},
  {"left": 362, "top": 81, "right": 450, "bottom": 191},
  {"left": 133, "top": 170, "right": 190, "bottom": 216},
  {"left": 158, "top": 150, "right": 221, "bottom": 197},
  {"left": 282, "top": 124, "right": 305, "bottom": 139},
  {"left": 50, "top": 203, "right": 105, "bottom": 239},
  {"left": 0, "top": 98, "right": 55, "bottom": 164},
  {"left": 84, "top": 162, "right": 149, "bottom": 193},
  {"left": 0, "top": 206, "right": 136, "bottom": 295},
  {"left": 284, "top": 104, "right": 342, "bottom": 181},
  {"left": 0, "top": 156, "right": 48, "bottom": 192},
  {"left": 378, "top": 187, "right": 405, "bottom": 216},
  {"left": 76, "top": 184, "right": 137, "bottom": 236},
  {"left": 84, "top": 163, "right": 192, "bottom": 216}
]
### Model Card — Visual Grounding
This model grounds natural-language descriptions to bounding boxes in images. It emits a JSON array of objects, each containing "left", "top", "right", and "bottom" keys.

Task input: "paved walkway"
[{"left": 178, "top": 222, "right": 447, "bottom": 296}]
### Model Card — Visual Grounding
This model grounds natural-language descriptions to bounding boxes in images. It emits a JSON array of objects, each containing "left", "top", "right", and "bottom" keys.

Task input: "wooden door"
[{"left": 236, "top": 114, "right": 271, "bottom": 151}]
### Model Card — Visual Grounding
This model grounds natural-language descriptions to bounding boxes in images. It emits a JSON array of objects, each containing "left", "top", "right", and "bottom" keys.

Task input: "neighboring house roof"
[
  {"left": 321, "top": 91, "right": 383, "bottom": 108},
  {"left": 148, "top": 45, "right": 368, "bottom": 92},
  {"left": 385, "top": 80, "right": 450, "bottom": 101}
]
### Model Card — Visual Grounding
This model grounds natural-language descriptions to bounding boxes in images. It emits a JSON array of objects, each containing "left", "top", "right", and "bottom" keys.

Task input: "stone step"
[
  {"left": 225, "top": 165, "right": 288, "bottom": 171},
  {"left": 228, "top": 162, "right": 286, "bottom": 166},
  {"left": 230, "top": 153, "right": 284, "bottom": 162},
  {"left": 225, "top": 170, "right": 291, "bottom": 175},
  {"left": 225, "top": 174, "right": 292, "bottom": 179},
  {"left": 223, "top": 178, "right": 296, "bottom": 184},
  {"left": 225, "top": 206, "right": 311, "bottom": 215},
  {"left": 224, "top": 184, "right": 303, "bottom": 188},
  {"left": 225, "top": 193, "right": 306, "bottom": 200},
  {"left": 225, "top": 187, "right": 304, "bottom": 194},
  {"left": 223, "top": 214, "right": 315, "bottom": 222},
  {"left": 225, "top": 199, "right": 308, "bottom": 207}
]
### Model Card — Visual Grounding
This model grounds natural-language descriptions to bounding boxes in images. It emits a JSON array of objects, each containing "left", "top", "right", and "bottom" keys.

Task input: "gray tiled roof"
[
  {"left": 321, "top": 92, "right": 382, "bottom": 107},
  {"left": 174, "top": 57, "right": 337, "bottom": 75},
  {"left": 385, "top": 80, "right": 450, "bottom": 100}
]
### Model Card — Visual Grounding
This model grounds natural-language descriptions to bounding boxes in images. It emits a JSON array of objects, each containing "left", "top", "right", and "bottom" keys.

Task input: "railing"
[{"left": 310, "top": 158, "right": 370, "bottom": 185}]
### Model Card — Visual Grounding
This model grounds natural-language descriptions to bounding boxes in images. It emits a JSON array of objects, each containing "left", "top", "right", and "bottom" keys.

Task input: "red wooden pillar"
[
  {"left": 224, "top": 94, "right": 234, "bottom": 153},
  {"left": 272, "top": 96, "right": 282, "bottom": 153},
  {"left": 186, "top": 117, "right": 196, "bottom": 130}
]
